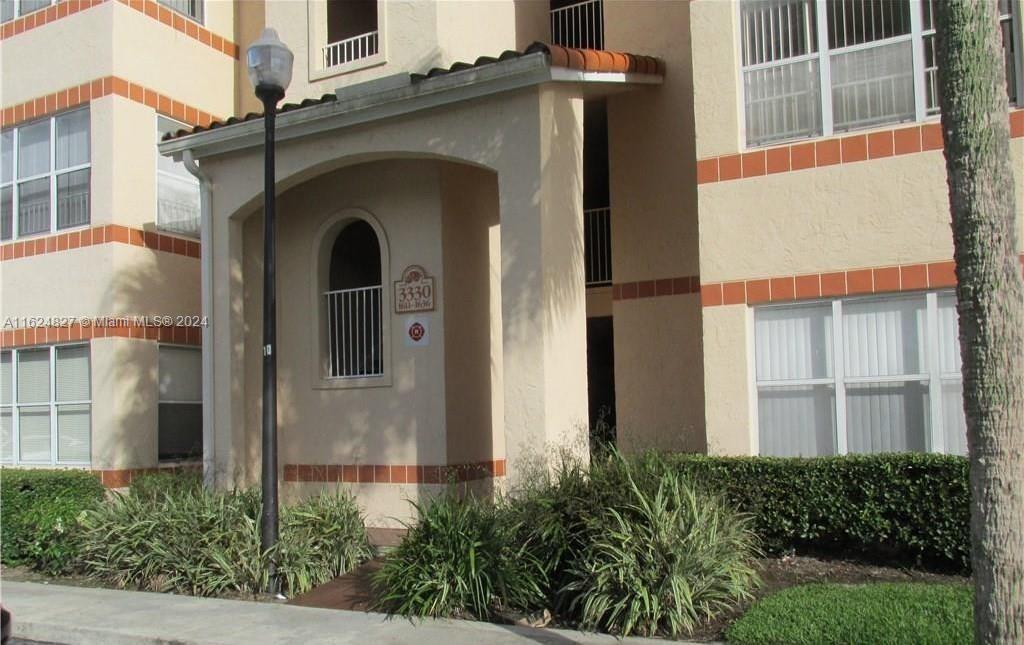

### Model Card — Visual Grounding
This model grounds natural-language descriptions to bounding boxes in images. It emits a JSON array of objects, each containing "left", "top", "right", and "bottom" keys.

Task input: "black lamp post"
[{"left": 246, "top": 27, "right": 293, "bottom": 593}]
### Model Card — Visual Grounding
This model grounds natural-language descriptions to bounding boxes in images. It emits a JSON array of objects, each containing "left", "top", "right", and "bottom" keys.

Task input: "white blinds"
[
  {"left": 6, "top": 345, "right": 91, "bottom": 464},
  {"left": 830, "top": 40, "right": 916, "bottom": 132},
  {"left": 57, "top": 403, "right": 90, "bottom": 463},
  {"left": 57, "top": 345, "right": 90, "bottom": 401},
  {"left": 0, "top": 351, "right": 11, "bottom": 405},
  {"left": 1, "top": 130, "right": 12, "bottom": 184},
  {"left": 756, "top": 292, "right": 967, "bottom": 457},
  {"left": 159, "top": 346, "right": 202, "bottom": 402},
  {"left": 56, "top": 110, "right": 90, "bottom": 170},
  {"left": 17, "top": 121, "right": 48, "bottom": 178},
  {"left": 17, "top": 349, "right": 49, "bottom": 403},
  {"left": 19, "top": 406, "right": 50, "bottom": 462}
]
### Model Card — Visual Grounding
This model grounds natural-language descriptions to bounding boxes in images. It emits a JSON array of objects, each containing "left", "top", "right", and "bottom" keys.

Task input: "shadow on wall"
[{"left": 95, "top": 249, "right": 199, "bottom": 470}]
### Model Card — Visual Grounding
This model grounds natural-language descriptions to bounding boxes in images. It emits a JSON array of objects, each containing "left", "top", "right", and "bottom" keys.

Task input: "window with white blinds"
[
  {"left": 158, "top": 346, "right": 202, "bottom": 461},
  {"left": 1, "top": 108, "right": 91, "bottom": 240},
  {"left": 0, "top": 344, "right": 91, "bottom": 465},
  {"left": 755, "top": 292, "right": 966, "bottom": 457},
  {"left": 739, "top": 0, "right": 1024, "bottom": 146}
]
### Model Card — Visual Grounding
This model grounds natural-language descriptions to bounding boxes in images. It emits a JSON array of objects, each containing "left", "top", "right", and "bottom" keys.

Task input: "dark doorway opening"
[{"left": 587, "top": 316, "right": 616, "bottom": 449}]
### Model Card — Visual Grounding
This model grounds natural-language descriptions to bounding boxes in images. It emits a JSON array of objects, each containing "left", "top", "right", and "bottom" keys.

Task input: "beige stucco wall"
[
  {"left": 0, "top": 1, "right": 234, "bottom": 115},
  {"left": 263, "top": 0, "right": 533, "bottom": 105},
  {"left": 440, "top": 162, "right": 504, "bottom": 466},
  {"left": 699, "top": 304, "right": 755, "bottom": 455},
  {"left": 690, "top": 0, "right": 741, "bottom": 159},
  {"left": 241, "top": 161, "right": 449, "bottom": 480},
  {"left": 614, "top": 294, "right": 707, "bottom": 454},
  {"left": 90, "top": 337, "right": 159, "bottom": 469},
  {"left": 602, "top": 0, "right": 707, "bottom": 452}
]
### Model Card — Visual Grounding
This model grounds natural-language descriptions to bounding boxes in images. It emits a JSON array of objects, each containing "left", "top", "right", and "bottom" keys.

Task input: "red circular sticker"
[{"left": 408, "top": 322, "right": 425, "bottom": 342}]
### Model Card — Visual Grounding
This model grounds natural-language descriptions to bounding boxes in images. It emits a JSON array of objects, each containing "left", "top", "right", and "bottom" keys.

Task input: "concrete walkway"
[{"left": 1, "top": 581, "right": 675, "bottom": 645}]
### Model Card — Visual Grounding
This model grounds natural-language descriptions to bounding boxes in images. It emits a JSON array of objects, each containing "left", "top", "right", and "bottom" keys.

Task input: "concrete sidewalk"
[{"left": 1, "top": 581, "right": 676, "bottom": 644}]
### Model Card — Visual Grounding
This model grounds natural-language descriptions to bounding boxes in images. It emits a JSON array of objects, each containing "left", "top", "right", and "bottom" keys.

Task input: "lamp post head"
[{"left": 247, "top": 28, "right": 294, "bottom": 101}]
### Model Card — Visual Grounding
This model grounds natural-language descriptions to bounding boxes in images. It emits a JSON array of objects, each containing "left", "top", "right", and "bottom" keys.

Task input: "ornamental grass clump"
[
  {"left": 561, "top": 468, "right": 761, "bottom": 638},
  {"left": 77, "top": 486, "right": 371, "bottom": 598},
  {"left": 372, "top": 493, "right": 546, "bottom": 619}
]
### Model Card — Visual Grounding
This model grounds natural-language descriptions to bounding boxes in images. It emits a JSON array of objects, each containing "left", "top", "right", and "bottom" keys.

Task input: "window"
[
  {"left": 755, "top": 292, "right": 966, "bottom": 457},
  {"left": 321, "top": 0, "right": 379, "bottom": 69},
  {"left": 156, "top": 0, "right": 203, "bottom": 23},
  {"left": 325, "top": 220, "right": 383, "bottom": 378},
  {"left": 158, "top": 346, "right": 202, "bottom": 461},
  {"left": 739, "top": 0, "right": 1023, "bottom": 146},
  {"left": 1, "top": 0, "right": 55, "bottom": 23},
  {"left": 0, "top": 345, "right": 91, "bottom": 465},
  {"left": 1, "top": 108, "right": 90, "bottom": 241},
  {"left": 156, "top": 117, "right": 201, "bottom": 238}
]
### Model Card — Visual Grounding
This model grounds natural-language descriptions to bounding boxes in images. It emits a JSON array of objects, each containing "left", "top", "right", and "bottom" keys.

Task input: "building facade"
[
  {"left": 0, "top": 0, "right": 242, "bottom": 483},
  {"left": 5, "top": 1, "right": 1023, "bottom": 523}
]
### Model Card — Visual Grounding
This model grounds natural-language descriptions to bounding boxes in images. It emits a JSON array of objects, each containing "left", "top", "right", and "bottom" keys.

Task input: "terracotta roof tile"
[{"left": 164, "top": 42, "right": 663, "bottom": 141}]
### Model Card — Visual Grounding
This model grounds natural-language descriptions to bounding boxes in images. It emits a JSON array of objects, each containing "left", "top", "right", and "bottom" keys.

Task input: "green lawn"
[{"left": 726, "top": 582, "right": 972, "bottom": 645}]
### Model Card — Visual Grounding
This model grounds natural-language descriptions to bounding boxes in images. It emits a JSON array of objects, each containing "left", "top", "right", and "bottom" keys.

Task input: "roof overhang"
[{"left": 159, "top": 51, "right": 661, "bottom": 161}]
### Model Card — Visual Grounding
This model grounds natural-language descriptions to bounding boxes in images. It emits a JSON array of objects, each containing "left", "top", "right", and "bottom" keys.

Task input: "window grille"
[{"left": 550, "top": 0, "right": 604, "bottom": 50}]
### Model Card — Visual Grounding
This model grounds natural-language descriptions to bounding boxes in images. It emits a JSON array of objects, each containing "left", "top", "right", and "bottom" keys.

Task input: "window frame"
[
  {"left": 1, "top": 343, "right": 92, "bottom": 466},
  {"left": 1, "top": 107, "right": 91, "bottom": 242},
  {"left": 156, "top": 343, "right": 203, "bottom": 463},
  {"left": 306, "top": 0, "right": 387, "bottom": 82},
  {"left": 751, "top": 290, "right": 963, "bottom": 456},
  {"left": 736, "top": 0, "right": 1024, "bottom": 149},
  {"left": 309, "top": 208, "right": 392, "bottom": 390}
]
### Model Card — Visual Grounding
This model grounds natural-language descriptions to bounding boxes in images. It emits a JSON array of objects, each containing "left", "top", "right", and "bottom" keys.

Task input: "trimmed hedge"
[
  {"left": 662, "top": 453, "right": 970, "bottom": 569},
  {"left": 0, "top": 469, "right": 106, "bottom": 574}
]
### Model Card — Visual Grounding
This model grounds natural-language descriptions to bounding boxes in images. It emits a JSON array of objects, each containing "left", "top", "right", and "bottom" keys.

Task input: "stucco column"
[
  {"left": 497, "top": 87, "right": 589, "bottom": 480},
  {"left": 208, "top": 191, "right": 249, "bottom": 488}
]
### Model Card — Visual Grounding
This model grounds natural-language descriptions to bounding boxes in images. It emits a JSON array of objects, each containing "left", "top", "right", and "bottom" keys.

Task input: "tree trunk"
[{"left": 934, "top": 2, "right": 1024, "bottom": 642}]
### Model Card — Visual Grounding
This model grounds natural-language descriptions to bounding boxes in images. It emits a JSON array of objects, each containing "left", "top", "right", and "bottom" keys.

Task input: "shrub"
[
  {"left": 561, "top": 469, "right": 761, "bottom": 637},
  {"left": 726, "top": 582, "right": 972, "bottom": 644},
  {"left": 0, "top": 469, "right": 105, "bottom": 574},
  {"left": 663, "top": 453, "right": 970, "bottom": 569},
  {"left": 373, "top": 493, "right": 546, "bottom": 619},
  {"left": 128, "top": 470, "right": 203, "bottom": 502},
  {"left": 77, "top": 487, "right": 371, "bottom": 597}
]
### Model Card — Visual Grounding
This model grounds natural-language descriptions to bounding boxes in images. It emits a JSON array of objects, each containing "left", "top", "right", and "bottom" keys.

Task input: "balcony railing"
[
  {"left": 157, "top": 172, "right": 201, "bottom": 238},
  {"left": 325, "top": 285, "right": 384, "bottom": 379},
  {"left": 550, "top": 0, "right": 604, "bottom": 50},
  {"left": 322, "top": 31, "right": 379, "bottom": 69},
  {"left": 584, "top": 206, "right": 612, "bottom": 287}
]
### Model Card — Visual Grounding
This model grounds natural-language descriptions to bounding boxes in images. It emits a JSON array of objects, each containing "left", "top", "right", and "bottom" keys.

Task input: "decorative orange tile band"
[
  {"left": 1, "top": 76, "right": 221, "bottom": 129},
  {"left": 1, "top": 224, "right": 200, "bottom": 262},
  {"left": 612, "top": 275, "right": 700, "bottom": 301},
  {"left": 0, "top": 0, "right": 239, "bottom": 59},
  {"left": 699, "top": 255, "right": 1024, "bottom": 308},
  {"left": 697, "top": 110, "right": 1024, "bottom": 185},
  {"left": 284, "top": 460, "right": 507, "bottom": 485},
  {"left": 1, "top": 320, "right": 202, "bottom": 349},
  {"left": 92, "top": 463, "right": 199, "bottom": 488}
]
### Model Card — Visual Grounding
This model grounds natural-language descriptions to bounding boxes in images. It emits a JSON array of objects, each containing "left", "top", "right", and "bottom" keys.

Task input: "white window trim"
[
  {"left": 2, "top": 107, "right": 91, "bottom": 242},
  {"left": 306, "top": 0, "right": 387, "bottom": 82},
  {"left": 1, "top": 343, "right": 91, "bottom": 466},
  {"left": 751, "top": 290, "right": 962, "bottom": 457},
  {"left": 736, "top": 0, "right": 1024, "bottom": 149}
]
